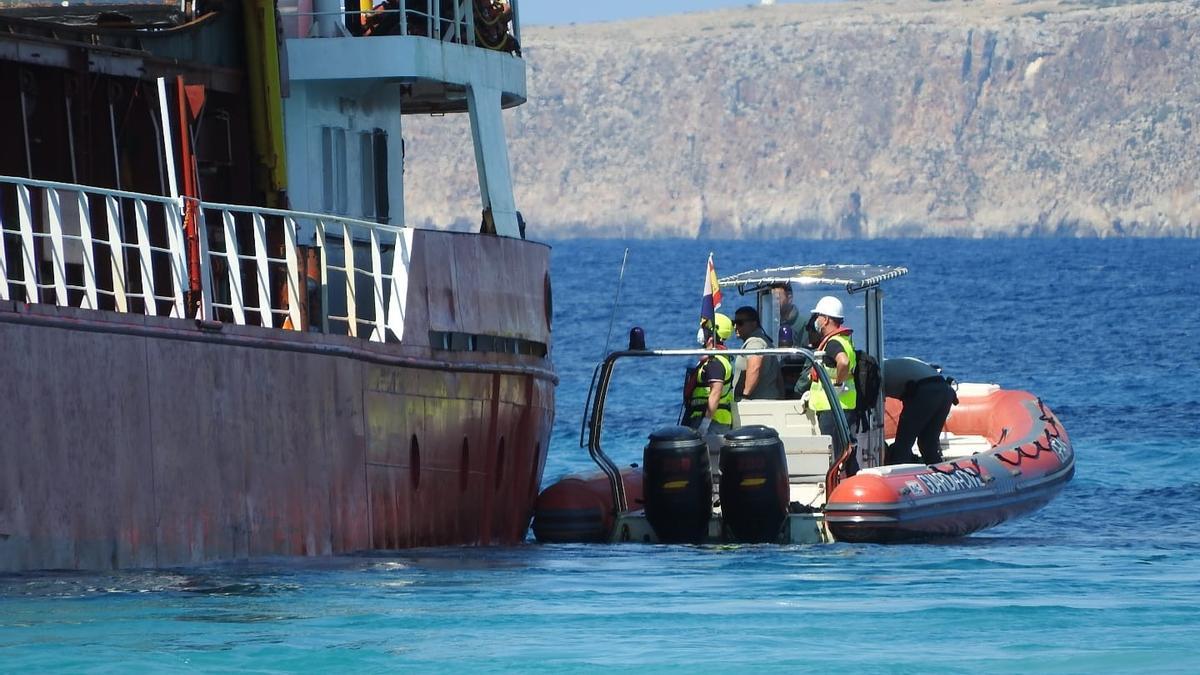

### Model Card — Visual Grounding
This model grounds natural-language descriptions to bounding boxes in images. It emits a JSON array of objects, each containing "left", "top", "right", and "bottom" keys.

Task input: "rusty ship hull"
[
  {"left": 0, "top": 229, "right": 554, "bottom": 571},
  {"left": 0, "top": 0, "right": 551, "bottom": 572}
]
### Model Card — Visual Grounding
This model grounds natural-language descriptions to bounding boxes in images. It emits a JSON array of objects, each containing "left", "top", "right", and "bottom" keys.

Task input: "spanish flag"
[{"left": 700, "top": 253, "right": 721, "bottom": 329}]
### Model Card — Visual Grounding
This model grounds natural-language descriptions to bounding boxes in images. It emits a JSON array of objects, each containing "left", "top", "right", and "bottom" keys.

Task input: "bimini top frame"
[
  {"left": 581, "top": 346, "right": 853, "bottom": 515},
  {"left": 719, "top": 264, "right": 908, "bottom": 295}
]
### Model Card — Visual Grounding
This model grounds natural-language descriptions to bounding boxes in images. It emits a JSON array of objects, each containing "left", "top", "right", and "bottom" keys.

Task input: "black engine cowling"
[
  {"left": 643, "top": 425, "right": 713, "bottom": 544},
  {"left": 719, "top": 425, "right": 789, "bottom": 544}
]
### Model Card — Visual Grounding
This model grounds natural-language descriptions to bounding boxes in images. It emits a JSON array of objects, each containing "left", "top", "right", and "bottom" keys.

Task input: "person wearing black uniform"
[{"left": 883, "top": 357, "right": 958, "bottom": 465}]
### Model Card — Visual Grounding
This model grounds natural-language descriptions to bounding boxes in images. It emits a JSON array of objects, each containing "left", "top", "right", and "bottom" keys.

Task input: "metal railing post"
[
  {"left": 341, "top": 220, "right": 357, "bottom": 337},
  {"left": 134, "top": 199, "right": 157, "bottom": 316},
  {"left": 283, "top": 216, "right": 302, "bottom": 330},
  {"left": 46, "top": 189, "right": 69, "bottom": 307},
  {"left": 369, "top": 226, "right": 385, "bottom": 342},
  {"left": 386, "top": 229, "right": 410, "bottom": 341},
  {"left": 465, "top": 0, "right": 475, "bottom": 46},
  {"left": 221, "top": 210, "right": 246, "bottom": 325},
  {"left": 77, "top": 191, "right": 98, "bottom": 310},
  {"left": 196, "top": 207, "right": 214, "bottom": 321},
  {"left": 165, "top": 200, "right": 187, "bottom": 318},
  {"left": 251, "top": 212, "right": 273, "bottom": 328},
  {"left": 511, "top": 0, "right": 519, "bottom": 50},
  {"left": 105, "top": 195, "right": 128, "bottom": 313},
  {"left": 452, "top": 0, "right": 461, "bottom": 43},
  {"left": 16, "top": 184, "right": 38, "bottom": 303},
  {"left": 0, "top": 203, "right": 9, "bottom": 301},
  {"left": 316, "top": 220, "right": 330, "bottom": 334}
]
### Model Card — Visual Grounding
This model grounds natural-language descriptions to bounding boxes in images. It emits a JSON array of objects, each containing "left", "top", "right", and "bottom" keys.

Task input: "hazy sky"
[{"left": 517, "top": 0, "right": 799, "bottom": 26}]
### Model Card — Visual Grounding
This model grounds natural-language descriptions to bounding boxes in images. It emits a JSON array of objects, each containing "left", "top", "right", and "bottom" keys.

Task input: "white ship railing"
[
  {"left": 0, "top": 175, "right": 410, "bottom": 343},
  {"left": 280, "top": 0, "right": 520, "bottom": 50}
]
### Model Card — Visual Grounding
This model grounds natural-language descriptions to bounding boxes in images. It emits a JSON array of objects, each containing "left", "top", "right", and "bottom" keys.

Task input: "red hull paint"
[
  {"left": 0, "top": 231, "right": 555, "bottom": 572},
  {"left": 824, "top": 389, "right": 1074, "bottom": 542}
]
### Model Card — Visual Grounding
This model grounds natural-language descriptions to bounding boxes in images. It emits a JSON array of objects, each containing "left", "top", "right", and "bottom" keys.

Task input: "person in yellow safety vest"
[
  {"left": 685, "top": 313, "right": 735, "bottom": 438},
  {"left": 803, "top": 295, "right": 860, "bottom": 475}
]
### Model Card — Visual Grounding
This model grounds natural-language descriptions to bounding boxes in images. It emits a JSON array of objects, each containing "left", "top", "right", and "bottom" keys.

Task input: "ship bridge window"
[
  {"left": 360, "top": 129, "right": 390, "bottom": 224},
  {"left": 321, "top": 126, "right": 348, "bottom": 215},
  {"left": 429, "top": 330, "right": 547, "bottom": 358}
]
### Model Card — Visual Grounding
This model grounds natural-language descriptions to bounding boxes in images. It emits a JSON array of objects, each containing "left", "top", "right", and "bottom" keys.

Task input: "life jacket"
[
  {"left": 687, "top": 353, "right": 734, "bottom": 426},
  {"left": 808, "top": 328, "right": 857, "bottom": 412}
]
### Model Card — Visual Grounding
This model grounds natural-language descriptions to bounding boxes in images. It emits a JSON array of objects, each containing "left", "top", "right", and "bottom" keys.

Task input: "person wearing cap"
[
  {"left": 732, "top": 306, "right": 783, "bottom": 400},
  {"left": 883, "top": 357, "right": 958, "bottom": 465},
  {"left": 685, "top": 313, "right": 735, "bottom": 437},
  {"left": 804, "top": 295, "right": 860, "bottom": 473}
]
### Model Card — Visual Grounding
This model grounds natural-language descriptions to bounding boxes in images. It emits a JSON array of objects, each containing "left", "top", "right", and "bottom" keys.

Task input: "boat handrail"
[
  {"left": 280, "top": 0, "right": 521, "bottom": 53},
  {"left": 0, "top": 175, "right": 181, "bottom": 206},
  {"left": 194, "top": 197, "right": 399, "bottom": 233},
  {"left": 582, "top": 346, "right": 852, "bottom": 514},
  {"left": 0, "top": 173, "right": 413, "bottom": 343}
]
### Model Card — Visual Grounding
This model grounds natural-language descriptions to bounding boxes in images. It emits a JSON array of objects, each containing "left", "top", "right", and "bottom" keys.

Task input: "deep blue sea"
[{"left": 2, "top": 238, "right": 1198, "bottom": 672}]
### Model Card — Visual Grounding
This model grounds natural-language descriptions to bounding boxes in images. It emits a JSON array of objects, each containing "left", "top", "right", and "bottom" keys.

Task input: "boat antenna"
[{"left": 601, "top": 247, "right": 630, "bottom": 357}]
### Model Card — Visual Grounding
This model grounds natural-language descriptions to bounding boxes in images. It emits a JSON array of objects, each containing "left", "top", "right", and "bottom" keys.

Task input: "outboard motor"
[
  {"left": 719, "top": 425, "right": 789, "bottom": 544},
  {"left": 643, "top": 426, "right": 713, "bottom": 544}
]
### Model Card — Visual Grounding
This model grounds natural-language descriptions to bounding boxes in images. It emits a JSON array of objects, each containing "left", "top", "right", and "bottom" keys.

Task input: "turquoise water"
[{"left": 2, "top": 238, "right": 1198, "bottom": 672}]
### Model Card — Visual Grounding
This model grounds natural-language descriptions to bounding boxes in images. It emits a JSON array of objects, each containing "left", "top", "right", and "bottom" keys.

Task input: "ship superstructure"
[{"left": 0, "top": 0, "right": 553, "bottom": 571}]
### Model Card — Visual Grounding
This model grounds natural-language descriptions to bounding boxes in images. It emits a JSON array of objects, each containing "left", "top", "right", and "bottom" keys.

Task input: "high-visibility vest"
[
  {"left": 688, "top": 354, "right": 734, "bottom": 426},
  {"left": 809, "top": 333, "right": 857, "bottom": 412}
]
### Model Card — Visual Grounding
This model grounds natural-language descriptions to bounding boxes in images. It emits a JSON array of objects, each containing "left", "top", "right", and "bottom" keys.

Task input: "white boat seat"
[
  {"left": 858, "top": 463, "right": 927, "bottom": 477},
  {"left": 940, "top": 433, "right": 994, "bottom": 459},
  {"left": 734, "top": 399, "right": 819, "bottom": 437},
  {"left": 883, "top": 433, "right": 995, "bottom": 461},
  {"left": 782, "top": 434, "right": 832, "bottom": 484}
]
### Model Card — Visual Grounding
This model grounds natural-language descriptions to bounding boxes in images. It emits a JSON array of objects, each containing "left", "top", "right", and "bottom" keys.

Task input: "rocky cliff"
[{"left": 403, "top": 0, "right": 1200, "bottom": 237}]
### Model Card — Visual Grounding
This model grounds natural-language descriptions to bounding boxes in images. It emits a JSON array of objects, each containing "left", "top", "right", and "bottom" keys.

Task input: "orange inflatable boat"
[
  {"left": 533, "top": 382, "right": 1074, "bottom": 545},
  {"left": 823, "top": 387, "right": 1074, "bottom": 542}
]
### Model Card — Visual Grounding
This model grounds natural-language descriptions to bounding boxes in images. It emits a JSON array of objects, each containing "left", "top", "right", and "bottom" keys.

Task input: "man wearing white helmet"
[{"left": 804, "top": 295, "right": 860, "bottom": 474}]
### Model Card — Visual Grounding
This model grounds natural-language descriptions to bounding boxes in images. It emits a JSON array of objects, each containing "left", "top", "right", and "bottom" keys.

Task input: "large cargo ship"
[{"left": 0, "top": 0, "right": 553, "bottom": 571}]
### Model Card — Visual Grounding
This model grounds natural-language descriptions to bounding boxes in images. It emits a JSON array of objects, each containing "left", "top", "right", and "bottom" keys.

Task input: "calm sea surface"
[{"left": 2, "top": 238, "right": 1198, "bottom": 672}]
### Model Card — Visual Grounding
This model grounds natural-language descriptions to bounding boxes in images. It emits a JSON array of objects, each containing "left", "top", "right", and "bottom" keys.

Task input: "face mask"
[
  {"left": 696, "top": 328, "right": 707, "bottom": 346},
  {"left": 812, "top": 317, "right": 825, "bottom": 334}
]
